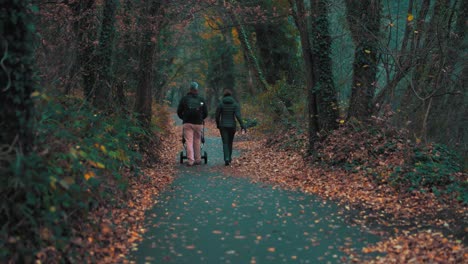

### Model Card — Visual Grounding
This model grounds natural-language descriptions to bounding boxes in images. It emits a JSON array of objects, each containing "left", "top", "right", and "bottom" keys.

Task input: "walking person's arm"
[
  {"left": 177, "top": 97, "right": 185, "bottom": 119},
  {"left": 215, "top": 104, "right": 222, "bottom": 129}
]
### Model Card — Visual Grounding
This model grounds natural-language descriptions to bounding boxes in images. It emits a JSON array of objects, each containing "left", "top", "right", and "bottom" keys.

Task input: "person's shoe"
[
  {"left": 225, "top": 161, "right": 230, "bottom": 166},
  {"left": 194, "top": 161, "right": 202, "bottom": 165},
  {"left": 186, "top": 162, "right": 194, "bottom": 167}
]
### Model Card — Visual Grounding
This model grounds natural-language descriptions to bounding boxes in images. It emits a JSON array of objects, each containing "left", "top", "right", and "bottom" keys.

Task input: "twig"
[
  {"left": 1, "top": 38, "right": 11, "bottom": 92},
  {"left": 0, "top": 135, "right": 19, "bottom": 158}
]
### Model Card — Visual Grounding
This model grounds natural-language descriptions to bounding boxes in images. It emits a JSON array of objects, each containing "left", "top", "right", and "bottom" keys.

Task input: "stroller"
[{"left": 179, "top": 123, "right": 208, "bottom": 164}]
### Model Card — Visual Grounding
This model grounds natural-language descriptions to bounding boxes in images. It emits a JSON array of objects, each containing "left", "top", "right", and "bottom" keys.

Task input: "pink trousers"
[{"left": 183, "top": 123, "right": 203, "bottom": 165}]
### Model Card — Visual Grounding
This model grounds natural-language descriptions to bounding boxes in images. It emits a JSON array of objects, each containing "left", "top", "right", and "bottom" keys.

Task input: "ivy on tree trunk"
[
  {"left": 345, "top": 0, "right": 382, "bottom": 121},
  {"left": 310, "top": 0, "right": 339, "bottom": 132},
  {"left": 94, "top": 0, "right": 118, "bottom": 109}
]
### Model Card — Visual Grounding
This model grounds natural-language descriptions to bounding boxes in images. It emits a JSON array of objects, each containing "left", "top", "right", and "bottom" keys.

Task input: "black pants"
[{"left": 219, "top": 127, "right": 236, "bottom": 162}]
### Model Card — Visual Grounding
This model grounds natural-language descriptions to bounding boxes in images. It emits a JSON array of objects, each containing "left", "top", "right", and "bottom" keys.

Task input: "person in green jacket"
[{"left": 215, "top": 89, "right": 246, "bottom": 166}]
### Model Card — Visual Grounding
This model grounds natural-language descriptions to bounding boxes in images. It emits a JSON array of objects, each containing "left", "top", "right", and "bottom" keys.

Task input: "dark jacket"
[
  {"left": 177, "top": 92, "right": 208, "bottom": 124},
  {"left": 215, "top": 95, "right": 245, "bottom": 129}
]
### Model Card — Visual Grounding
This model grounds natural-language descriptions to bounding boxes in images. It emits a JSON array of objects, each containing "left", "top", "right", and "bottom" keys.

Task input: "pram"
[{"left": 179, "top": 123, "right": 208, "bottom": 164}]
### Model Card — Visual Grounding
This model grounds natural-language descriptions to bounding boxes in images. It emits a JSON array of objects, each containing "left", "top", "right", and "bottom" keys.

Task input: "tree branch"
[{"left": 0, "top": 38, "right": 11, "bottom": 92}]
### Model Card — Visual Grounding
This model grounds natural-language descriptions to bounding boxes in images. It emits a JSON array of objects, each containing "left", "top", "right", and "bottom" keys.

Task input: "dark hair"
[{"left": 223, "top": 89, "right": 232, "bottom": 96}]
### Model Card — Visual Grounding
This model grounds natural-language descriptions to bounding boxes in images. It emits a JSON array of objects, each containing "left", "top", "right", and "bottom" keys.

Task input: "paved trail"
[{"left": 131, "top": 127, "right": 380, "bottom": 263}]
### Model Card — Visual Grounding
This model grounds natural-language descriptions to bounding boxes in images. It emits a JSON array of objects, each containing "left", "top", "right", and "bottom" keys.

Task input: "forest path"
[{"left": 129, "top": 122, "right": 381, "bottom": 263}]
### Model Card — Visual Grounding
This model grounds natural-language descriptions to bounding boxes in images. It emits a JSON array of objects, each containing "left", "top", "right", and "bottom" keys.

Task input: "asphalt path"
[{"left": 130, "top": 123, "right": 380, "bottom": 263}]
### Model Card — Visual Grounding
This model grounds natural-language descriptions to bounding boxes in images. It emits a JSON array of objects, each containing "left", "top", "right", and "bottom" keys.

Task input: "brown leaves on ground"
[
  {"left": 203, "top": 118, "right": 222, "bottom": 137},
  {"left": 227, "top": 138, "right": 308, "bottom": 188},
  {"left": 362, "top": 231, "right": 467, "bottom": 263},
  {"left": 66, "top": 109, "right": 179, "bottom": 263},
  {"left": 221, "top": 121, "right": 467, "bottom": 263}
]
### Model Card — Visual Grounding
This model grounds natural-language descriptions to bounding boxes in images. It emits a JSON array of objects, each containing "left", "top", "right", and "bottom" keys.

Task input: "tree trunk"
[
  {"left": 410, "top": 0, "right": 456, "bottom": 140},
  {"left": 0, "top": 0, "right": 36, "bottom": 158},
  {"left": 345, "top": 0, "right": 382, "bottom": 120},
  {"left": 82, "top": 25, "right": 98, "bottom": 101},
  {"left": 207, "top": 27, "right": 236, "bottom": 100},
  {"left": 135, "top": 40, "right": 156, "bottom": 127},
  {"left": 67, "top": 0, "right": 96, "bottom": 99},
  {"left": 254, "top": 21, "right": 298, "bottom": 116},
  {"left": 310, "top": 0, "right": 339, "bottom": 132},
  {"left": 254, "top": 23, "right": 296, "bottom": 86},
  {"left": 374, "top": 0, "right": 427, "bottom": 107},
  {"left": 114, "top": 0, "right": 136, "bottom": 108},
  {"left": 153, "top": 25, "right": 177, "bottom": 105},
  {"left": 221, "top": 28, "right": 236, "bottom": 95},
  {"left": 94, "top": 0, "right": 118, "bottom": 109},
  {"left": 134, "top": 0, "right": 163, "bottom": 127},
  {"left": 290, "top": 0, "right": 320, "bottom": 153},
  {"left": 228, "top": 5, "right": 270, "bottom": 91}
]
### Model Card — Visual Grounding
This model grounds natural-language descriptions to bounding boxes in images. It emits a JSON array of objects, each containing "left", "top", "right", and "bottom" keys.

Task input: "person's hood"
[{"left": 222, "top": 96, "right": 235, "bottom": 104}]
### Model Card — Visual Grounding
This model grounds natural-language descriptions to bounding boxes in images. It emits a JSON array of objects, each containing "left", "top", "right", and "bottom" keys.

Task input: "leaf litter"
[
  {"left": 61, "top": 119, "right": 179, "bottom": 263},
  {"left": 217, "top": 119, "right": 467, "bottom": 263},
  {"left": 61, "top": 116, "right": 466, "bottom": 263}
]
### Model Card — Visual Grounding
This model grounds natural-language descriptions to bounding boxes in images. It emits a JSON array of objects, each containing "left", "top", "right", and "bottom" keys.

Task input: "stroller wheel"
[
  {"left": 203, "top": 151, "right": 208, "bottom": 164},
  {"left": 179, "top": 151, "right": 184, "bottom": 164}
]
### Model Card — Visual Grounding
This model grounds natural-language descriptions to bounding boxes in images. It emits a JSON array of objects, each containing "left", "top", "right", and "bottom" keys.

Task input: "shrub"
[
  {"left": 390, "top": 143, "right": 467, "bottom": 203},
  {"left": 242, "top": 79, "right": 306, "bottom": 134},
  {"left": 0, "top": 94, "right": 151, "bottom": 260}
]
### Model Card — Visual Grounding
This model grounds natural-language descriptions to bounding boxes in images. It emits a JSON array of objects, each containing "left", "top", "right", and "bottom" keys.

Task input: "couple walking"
[{"left": 177, "top": 82, "right": 246, "bottom": 166}]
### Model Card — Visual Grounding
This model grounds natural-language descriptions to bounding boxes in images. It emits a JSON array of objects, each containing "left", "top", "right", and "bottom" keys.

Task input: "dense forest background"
[
  {"left": 1, "top": 0, "right": 466, "bottom": 261},
  {"left": 29, "top": 0, "right": 467, "bottom": 154}
]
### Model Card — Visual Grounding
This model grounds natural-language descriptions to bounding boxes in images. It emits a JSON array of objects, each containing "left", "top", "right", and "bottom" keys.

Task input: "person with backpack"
[
  {"left": 177, "top": 81, "right": 208, "bottom": 166},
  {"left": 215, "top": 89, "right": 246, "bottom": 166}
]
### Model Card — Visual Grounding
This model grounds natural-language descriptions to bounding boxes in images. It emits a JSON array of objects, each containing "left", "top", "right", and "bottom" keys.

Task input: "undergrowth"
[
  {"left": 314, "top": 116, "right": 467, "bottom": 204},
  {"left": 242, "top": 79, "right": 307, "bottom": 135},
  {"left": 243, "top": 88, "right": 467, "bottom": 205},
  {"left": 390, "top": 144, "right": 467, "bottom": 203},
  {"left": 0, "top": 93, "right": 159, "bottom": 261}
]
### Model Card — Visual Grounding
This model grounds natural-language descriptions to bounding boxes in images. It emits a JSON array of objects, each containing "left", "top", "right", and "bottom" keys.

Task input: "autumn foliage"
[{"left": 2, "top": 0, "right": 467, "bottom": 262}]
